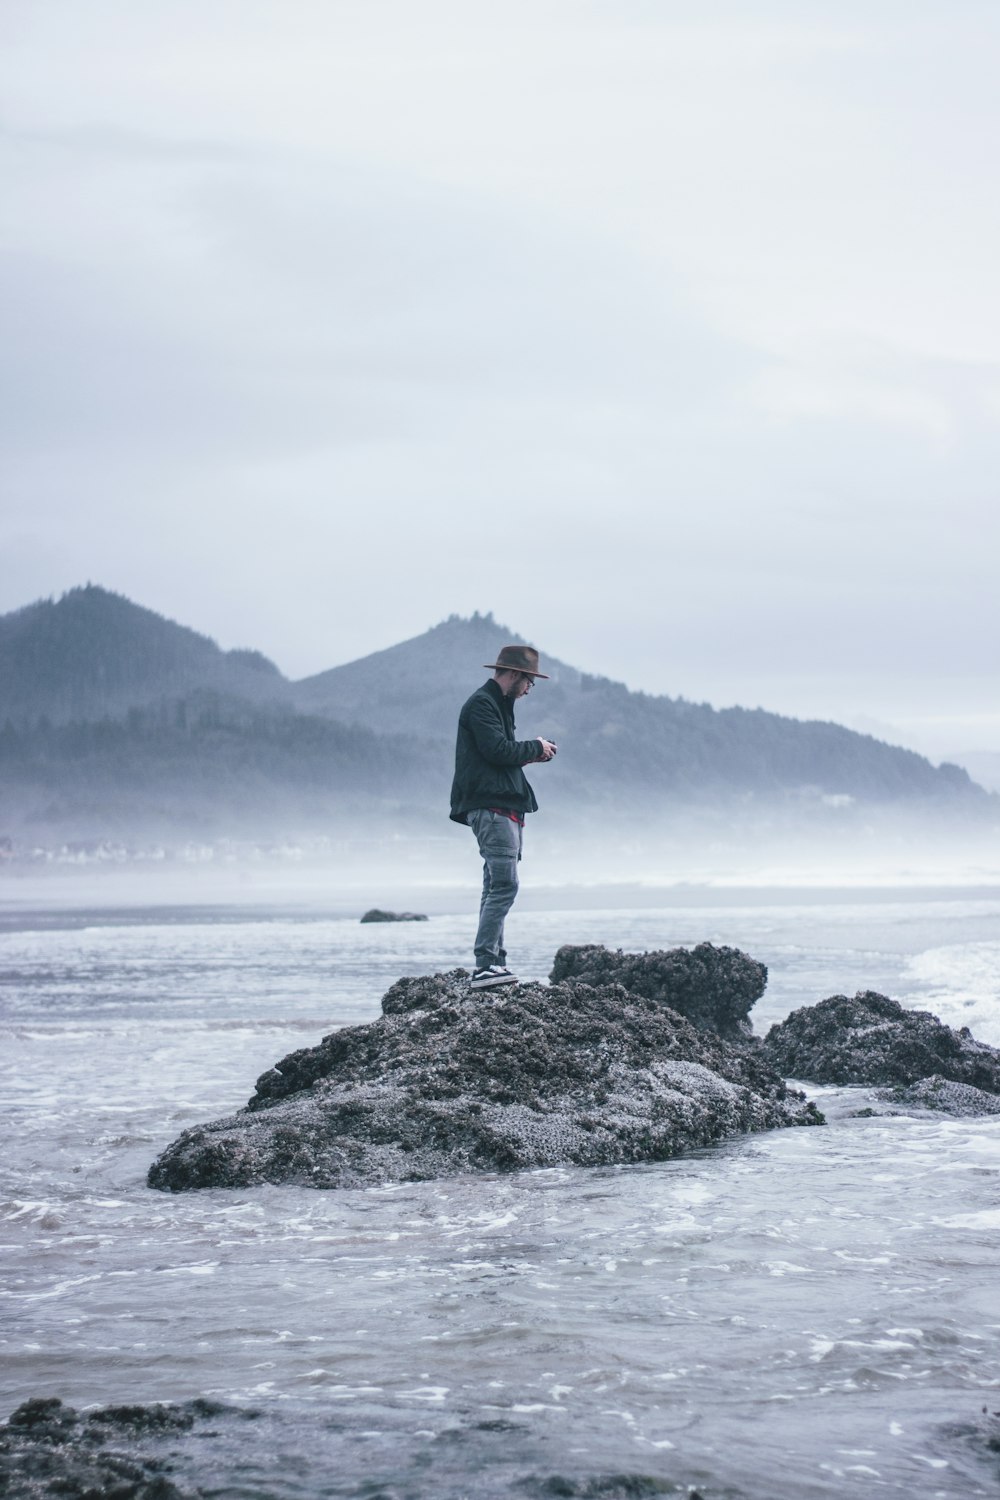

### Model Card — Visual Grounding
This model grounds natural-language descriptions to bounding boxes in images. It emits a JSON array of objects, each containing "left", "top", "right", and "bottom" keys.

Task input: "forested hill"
[
  {"left": 0, "top": 589, "right": 991, "bottom": 847},
  {"left": 294, "top": 611, "right": 543, "bottom": 738},
  {"left": 295, "top": 612, "right": 980, "bottom": 807},
  {"left": 0, "top": 585, "right": 290, "bottom": 726}
]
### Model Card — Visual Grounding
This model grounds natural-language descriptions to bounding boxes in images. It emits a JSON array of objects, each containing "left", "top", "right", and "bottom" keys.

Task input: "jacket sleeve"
[{"left": 465, "top": 694, "right": 541, "bottom": 767}]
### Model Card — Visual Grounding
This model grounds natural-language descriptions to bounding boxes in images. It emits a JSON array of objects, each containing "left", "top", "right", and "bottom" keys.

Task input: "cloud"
[{"left": 0, "top": 1, "right": 997, "bottom": 737}]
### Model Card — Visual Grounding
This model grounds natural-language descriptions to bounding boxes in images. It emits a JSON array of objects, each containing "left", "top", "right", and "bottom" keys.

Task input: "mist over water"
[
  {"left": 7, "top": 808, "right": 1000, "bottom": 907},
  {"left": 2, "top": 873, "right": 999, "bottom": 1498}
]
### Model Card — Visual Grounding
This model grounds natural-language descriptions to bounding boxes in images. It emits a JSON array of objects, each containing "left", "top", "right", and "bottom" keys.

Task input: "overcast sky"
[{"left": 2, "top": 1, "right": 998, "bottom": 756}]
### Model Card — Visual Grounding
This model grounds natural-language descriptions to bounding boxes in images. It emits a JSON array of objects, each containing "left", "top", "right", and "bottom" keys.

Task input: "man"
[{"left": 450, "top": 644, "right": 558, "bottom": 989}]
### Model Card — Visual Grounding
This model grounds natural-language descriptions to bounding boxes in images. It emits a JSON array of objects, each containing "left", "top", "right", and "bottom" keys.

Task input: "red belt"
[{"left": 488, "top": 808, "right": 524, "bottom": 825}]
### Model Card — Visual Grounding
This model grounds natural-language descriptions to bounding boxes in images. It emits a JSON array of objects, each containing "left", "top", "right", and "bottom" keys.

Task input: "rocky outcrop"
[
  {"left": 761, "top": 990, "right": 1000, "bottom": 1095},
  {"left": 0, "top": 1396, "right": 226, "bottom": 1499},
  {"left": 360, "top": 908, "right": 428, "bottom": 923},
  {"left": 549, "top": 942, "right": 766, "bottom": 1039},
  {"left": 148, "top": 968, "right": 822, "bottom": 1192},
  {"left": 1, "top": 1395, "right": 716, "bottom": 1500},
  {"left": 886, "top": 1076, "right": 1000, "bottom": 1117}
]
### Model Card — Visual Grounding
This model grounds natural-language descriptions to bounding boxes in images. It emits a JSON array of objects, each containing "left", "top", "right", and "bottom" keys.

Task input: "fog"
[{"left": 6, "top": 804, "right": 999, "bottom": 920}]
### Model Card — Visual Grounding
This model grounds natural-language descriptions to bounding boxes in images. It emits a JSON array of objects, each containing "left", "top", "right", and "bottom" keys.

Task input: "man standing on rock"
[{"left": 450, "top": 645, "right": 558, "bottom": 990}]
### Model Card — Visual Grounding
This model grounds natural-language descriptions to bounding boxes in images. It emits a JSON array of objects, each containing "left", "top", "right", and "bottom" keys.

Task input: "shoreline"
[
  {"left": 2, "top": 872, "right": 1000, "bottom": 923},
  {"left": 2, "top": 875, "right": 1000, "bottom": 915}
]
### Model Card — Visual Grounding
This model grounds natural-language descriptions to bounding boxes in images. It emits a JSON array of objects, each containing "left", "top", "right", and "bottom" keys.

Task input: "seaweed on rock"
[
  {"left": 148, "top": 965, "right": 821, "bottom": 1193},
  {"left": 549, "top": 942, "right": 767, "bottom": 1039},
  {"left": 761, "top": 990, "right": 1000, "bottom": 1092}
]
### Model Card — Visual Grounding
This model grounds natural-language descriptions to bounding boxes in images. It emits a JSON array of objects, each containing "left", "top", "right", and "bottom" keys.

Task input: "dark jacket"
[{"left": 449, "top": 678, "right": 542, "bottom": 823}]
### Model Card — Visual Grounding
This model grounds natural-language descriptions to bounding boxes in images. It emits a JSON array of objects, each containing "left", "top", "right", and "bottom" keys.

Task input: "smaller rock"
[
  {"left": 884, "top": 1075, "right": 1000, "bottom": 1118},
  {"left": 762, "top": 991, "right": 1000, "bottom": 1100},
  {"left": 5, "top": 1397, "right": 77, "bottom": 1443},
  {"left": 936, "top": 1404, "right": 1000, "bottom": 1468},
  {"left": 0, "top": 1396, "right": 218, "bottom": 1499},
  {"left": 549, "top": 942, "right": 766, "bottom": 1040},
  {"left": 530, "top": 1473, "right": 680, "bottom": 1496},
  {"left": 360, "top": 908, "right": 428, "bottom": 923}
]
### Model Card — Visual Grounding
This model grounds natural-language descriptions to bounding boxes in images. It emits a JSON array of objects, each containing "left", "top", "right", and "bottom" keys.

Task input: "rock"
[
  {"left": 937, "top": 1404, "right": 1000, "bottom": 1470},
  {"left": 147, "top": 967, "right": 822, "bottom": 1192},
  {"left": 761, "top": 991, "right": 1000, "bottom": 1097},
  {"left": 360, "top": 908, "right": 428, "bottom": 923},
  {"left": 0, "top": 1395, "right": 228, "bottom": 1498},
  {"left": 528, "top": 1474, "right": 685, "bottom": 1496},
  {"left": 549, "top": 942, "right": 767, "bottom": 1040},
  {"left": 884, "top": 1075, "right": 1000, "bottom": 1117}
]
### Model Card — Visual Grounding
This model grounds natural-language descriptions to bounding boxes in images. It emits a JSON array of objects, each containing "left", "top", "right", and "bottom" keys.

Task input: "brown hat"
[{"left": 483, "top": 644, "right": 549, "bottom": 679}]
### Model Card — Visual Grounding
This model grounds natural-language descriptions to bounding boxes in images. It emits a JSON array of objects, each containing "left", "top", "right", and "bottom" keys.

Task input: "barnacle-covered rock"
[
  {"left": 549, "top": 941, "right": 766, "bottom": 1039},
  {"left": 148, "top": 962, "right": 821, "bottom": 1192},
  {"left": 360, "top": 908, "right": 428, "bottom": 923},
  {"left": 761, "top": 990, "right": 1000, "bottom": 1095},
  {"left": 886, "top": 1075, "right": 1000, "bottom": 1117},
  {"left": 0, "top": 1396, "right": 232, "bottom": 1499}
]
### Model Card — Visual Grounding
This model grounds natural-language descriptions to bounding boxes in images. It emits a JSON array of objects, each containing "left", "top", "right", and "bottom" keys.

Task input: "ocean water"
[{"left": 1, "top": 884, "right": 999, "bottom": 1498}]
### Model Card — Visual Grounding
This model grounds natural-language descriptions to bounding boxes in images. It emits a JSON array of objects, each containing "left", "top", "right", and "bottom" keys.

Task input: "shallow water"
[{"left": 2, "top": 888, "right": 999, "bottom": 1497}]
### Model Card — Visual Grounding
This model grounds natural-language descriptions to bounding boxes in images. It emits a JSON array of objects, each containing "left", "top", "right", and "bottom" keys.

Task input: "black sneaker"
[{"left": 470, "top": 966, "right": 518, "bottom": 990}]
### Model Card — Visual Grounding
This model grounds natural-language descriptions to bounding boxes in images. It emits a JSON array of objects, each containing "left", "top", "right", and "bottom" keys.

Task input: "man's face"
[{"left": 503, "top": 671, "right": 533, "bottom": 699}]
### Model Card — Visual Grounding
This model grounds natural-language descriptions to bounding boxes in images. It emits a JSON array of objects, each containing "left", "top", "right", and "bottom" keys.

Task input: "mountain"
[
  {"left": 294, "top": 611, "right": 538, "bottom": 736},
  {"left": 295, "top": 612, "right": 981, "bottom": 809},
  {"left": 0, "top": 584, "right": 291, "bottom": 726},
  {"left": 0, "top": 692, "right": 439, "bottom": 844},
  {"left": 0, "top": 588, "right": 447, "bottom": 844},
  {"left": 0, "top": 588, "right": 992, "bottom": 852},
  {"left": 947, "top": 750, "right": 1000, "bottom": 794}
]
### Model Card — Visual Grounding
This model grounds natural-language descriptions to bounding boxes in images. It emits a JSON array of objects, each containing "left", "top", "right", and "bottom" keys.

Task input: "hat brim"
[{"left": 483, "top": 661, "right": 549, "bottom": 678}]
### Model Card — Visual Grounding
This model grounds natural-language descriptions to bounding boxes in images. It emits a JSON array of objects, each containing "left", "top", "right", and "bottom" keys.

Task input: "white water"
[{"left": 1, "top": 886, "right": 999, "bottom": 1498}]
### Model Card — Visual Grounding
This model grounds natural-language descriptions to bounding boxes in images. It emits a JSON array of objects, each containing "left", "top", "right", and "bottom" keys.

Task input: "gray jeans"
[{"left": 467, "top": 808, "right": 523, "bottom": 968}]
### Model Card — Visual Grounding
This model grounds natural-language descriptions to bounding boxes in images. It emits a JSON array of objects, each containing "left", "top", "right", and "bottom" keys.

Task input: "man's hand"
[{"left": 536, "top": 738, "right": 558, "bottom": 761}]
